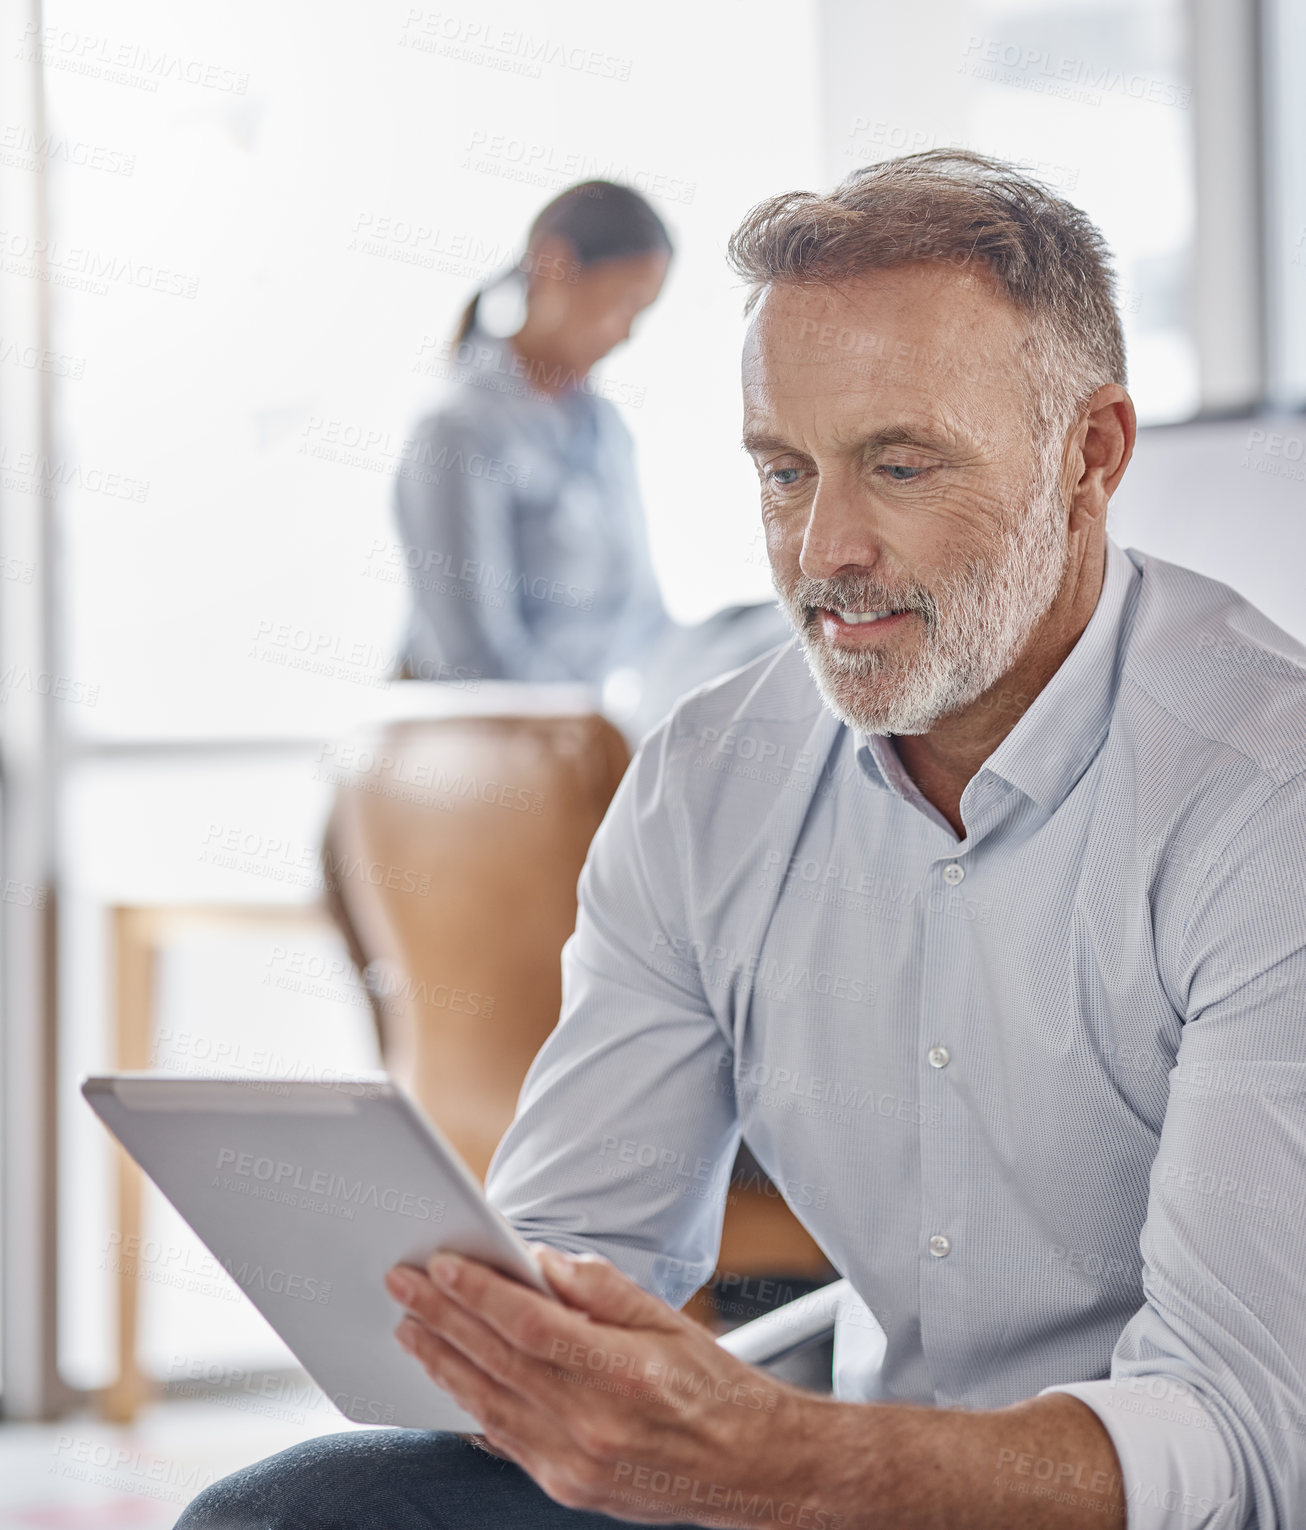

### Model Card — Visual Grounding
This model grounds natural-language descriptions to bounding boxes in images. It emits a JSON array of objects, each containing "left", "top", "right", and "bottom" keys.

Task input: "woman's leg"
[{"left": 173, "top": 1428, "right": 703, "bottom": 1529}]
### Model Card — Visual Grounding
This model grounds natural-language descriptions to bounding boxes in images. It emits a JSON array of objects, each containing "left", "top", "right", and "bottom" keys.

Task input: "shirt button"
[
  {"left": 928, "top": 1234, "right": 952, "bottom": 1258},
  {"left": 928, "top": 1045, "right": 950, "bottom": 1069},
  {"left": 942, "top": 862, "right": 965, "bottom": 885}
]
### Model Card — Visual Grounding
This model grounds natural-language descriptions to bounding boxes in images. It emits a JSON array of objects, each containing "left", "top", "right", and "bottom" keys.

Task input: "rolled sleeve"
[
  {"left": 1039, "top": 1379, "right": 1239, "bottom": 1528},
  {"left": 1046, "top": 772, "right": 1306, "bottom": 1529}
]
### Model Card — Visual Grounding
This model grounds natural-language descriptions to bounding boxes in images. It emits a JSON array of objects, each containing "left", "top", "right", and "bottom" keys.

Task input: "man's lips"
[{"left": 816, "top": 607, "right": 916, "bottom": 641}]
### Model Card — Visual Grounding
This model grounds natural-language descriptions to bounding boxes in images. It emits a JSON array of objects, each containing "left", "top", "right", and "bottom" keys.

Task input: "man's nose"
[{"left": 799, "top": 480, "right": 879, "bottom": 581}]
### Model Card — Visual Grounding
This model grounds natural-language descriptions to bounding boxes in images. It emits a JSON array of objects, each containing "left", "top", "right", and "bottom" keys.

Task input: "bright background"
[{"left": 0, "top": 0, "right": 1302, "bottom": 1439}]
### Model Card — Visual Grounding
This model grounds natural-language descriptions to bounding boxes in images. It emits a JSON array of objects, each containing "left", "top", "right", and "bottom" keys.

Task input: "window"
[{"left": 964, "top": 0, "right": 1198, "bottom": 423}]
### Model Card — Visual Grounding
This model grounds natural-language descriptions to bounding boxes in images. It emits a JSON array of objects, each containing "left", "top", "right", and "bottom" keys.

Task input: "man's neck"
[{"left": 892, "top": 536, "right": 1108, "bottom": 839}]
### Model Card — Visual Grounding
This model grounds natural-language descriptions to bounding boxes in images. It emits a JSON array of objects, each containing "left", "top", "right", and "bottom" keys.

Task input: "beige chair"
[{"left": 323, "top": 712, "right": 833, "bottom": 1321}]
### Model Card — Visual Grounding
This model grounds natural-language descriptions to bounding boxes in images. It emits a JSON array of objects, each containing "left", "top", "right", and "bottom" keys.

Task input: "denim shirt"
[{"left": 394, "top": 328, "right": 669, "bottom": 684}]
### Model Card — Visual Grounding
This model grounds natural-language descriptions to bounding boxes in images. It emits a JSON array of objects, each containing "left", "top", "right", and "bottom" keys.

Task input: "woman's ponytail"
[{"left": 452, "top": 289, "right": 482, "bottom": 345}]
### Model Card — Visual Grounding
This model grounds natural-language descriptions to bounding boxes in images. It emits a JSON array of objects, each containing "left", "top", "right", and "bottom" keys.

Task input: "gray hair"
[{"left": 727, "top": 149, "right": 1126, "bottom": 436}]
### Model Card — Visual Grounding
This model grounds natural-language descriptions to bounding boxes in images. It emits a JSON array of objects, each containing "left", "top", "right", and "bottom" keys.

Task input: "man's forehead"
[
  {"left": 746, "top": 264, "right": 1033, "bottom": 419},
  {"left": 742, "top": 265, "right": 1028, "bottom": 385}
]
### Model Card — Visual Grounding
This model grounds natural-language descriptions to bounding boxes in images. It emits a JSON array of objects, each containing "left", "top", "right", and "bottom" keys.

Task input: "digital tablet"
[{"left": 82, "top": 1073, "right": 555, "bottom": 1432}]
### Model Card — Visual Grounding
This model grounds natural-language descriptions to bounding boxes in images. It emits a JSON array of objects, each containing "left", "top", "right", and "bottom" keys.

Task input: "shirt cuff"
[{"left": 1038, "top": 1379, "right": 1241, "bottom": 1529}]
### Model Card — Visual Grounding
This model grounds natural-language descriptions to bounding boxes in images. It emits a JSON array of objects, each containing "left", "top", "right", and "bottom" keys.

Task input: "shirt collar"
[{"left": 855, "top": 535, "right": 1140, "bottom": 817}]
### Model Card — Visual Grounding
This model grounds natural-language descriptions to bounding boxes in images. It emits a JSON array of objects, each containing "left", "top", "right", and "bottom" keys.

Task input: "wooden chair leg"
[{"left": 100, "top": 909, "right": 156, "bottom": 1423}]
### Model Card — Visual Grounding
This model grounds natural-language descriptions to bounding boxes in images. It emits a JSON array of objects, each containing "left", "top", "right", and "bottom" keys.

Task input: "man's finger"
[
  {"left": 535, "top": 1248, "right": 682, "bottom": 1332},
  {"left": 419, "top": 1254, "right": 665, "bottom": 1365},
  {"left": 401, "top": 1279, "right": 533, "bottom": 1393},
  {"left": 392, "top": 1265, "right": 624, "bottom": 1421},
  {"left": 397, "top": 1320, "right": 573, "bottom": 1472},
  {"left": 398, "top": 1316, "right": 527, "bottom": 1442}
]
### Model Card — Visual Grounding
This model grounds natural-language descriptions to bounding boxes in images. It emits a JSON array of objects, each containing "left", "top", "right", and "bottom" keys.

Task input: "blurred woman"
[{"left": 395, "top": 181, "right": 672, "bottom": 685}]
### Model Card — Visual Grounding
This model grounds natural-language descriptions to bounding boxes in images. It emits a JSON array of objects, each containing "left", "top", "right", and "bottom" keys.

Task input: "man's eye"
[
  {"left": 880, "top": 463, "right": 926, "bottom": 481},
  {"left": 767, "top": 467, "right": 803, "bottom": 487}
]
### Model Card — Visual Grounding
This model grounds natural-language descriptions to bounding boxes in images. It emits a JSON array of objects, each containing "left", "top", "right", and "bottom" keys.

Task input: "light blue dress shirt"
[
  {"left": 486, "top": 536, "right": 1306, "bottom": 1529},
  {"left": 394, "top": 328, "right": 669, "bottom": 684}
]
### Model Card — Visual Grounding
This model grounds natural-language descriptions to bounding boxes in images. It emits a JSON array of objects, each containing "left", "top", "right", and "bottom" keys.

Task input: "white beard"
[{"left": 776, "top": 459, "right": 1070, "bottom": 736}]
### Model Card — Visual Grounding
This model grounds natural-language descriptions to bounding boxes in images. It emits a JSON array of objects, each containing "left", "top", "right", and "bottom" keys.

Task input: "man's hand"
[
  {"left": 384, "top": 1250, "right": 1128, "bottom": 1528},
  {"left": 383, "top": 1248, "right": 823, "bottom": 1524}
]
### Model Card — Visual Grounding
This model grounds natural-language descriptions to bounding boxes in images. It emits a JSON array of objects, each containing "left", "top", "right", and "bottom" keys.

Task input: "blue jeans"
[{"left": 173, "top": 1429, "right": 708, "bottom": 1528}]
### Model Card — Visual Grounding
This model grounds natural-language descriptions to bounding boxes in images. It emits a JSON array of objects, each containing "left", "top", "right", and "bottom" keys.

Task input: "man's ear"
[{"left": 1070, "top": 384, "right": 1136, "bottom": 528}]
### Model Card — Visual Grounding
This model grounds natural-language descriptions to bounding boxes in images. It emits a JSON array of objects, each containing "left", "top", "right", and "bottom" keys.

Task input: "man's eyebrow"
[
  {"left": 741, "top": 432, "right": 791, "bottom": 455},
  {"left": 741, "top": 425, "right": 952, "bottom": 455},
  {"left": 863, "top": 425, "right": 947, "bottom": 450}
]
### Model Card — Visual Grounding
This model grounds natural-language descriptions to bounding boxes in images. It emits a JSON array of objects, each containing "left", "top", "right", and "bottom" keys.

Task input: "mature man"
[{"left": 178, "top": 152, "right": 1306, "bottom": 1529}]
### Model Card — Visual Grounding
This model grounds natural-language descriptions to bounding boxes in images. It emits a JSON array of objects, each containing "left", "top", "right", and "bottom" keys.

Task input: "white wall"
[
  {"left": 1110, "top": 414, "right": 1306, "bottom": 642},
  {"left": 44, "top": 0, "right": 822, "bottom": 741}
]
